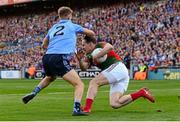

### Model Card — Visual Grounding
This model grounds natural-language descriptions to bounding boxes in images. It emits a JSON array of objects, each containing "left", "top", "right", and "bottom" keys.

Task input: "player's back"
[{"left": 46, "top": 20, "right": 83, "bottom": 54}]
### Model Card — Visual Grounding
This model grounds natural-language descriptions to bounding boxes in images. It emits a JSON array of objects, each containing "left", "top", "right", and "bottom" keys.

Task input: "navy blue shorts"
[{"left": 42, "top": 54, "right": 73, "bottom": 77}]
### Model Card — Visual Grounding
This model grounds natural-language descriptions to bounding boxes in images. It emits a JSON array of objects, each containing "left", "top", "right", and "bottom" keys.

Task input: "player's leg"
[
  {"left": 109, "top": 74, "right": 131, "bottom": 109},
  {"left": 83, "top": 62, "right": 125, "bottom": 113},
  {"left": 60, "top": 54, "right": 87, "bottom": 115},
  {"left": 102, "top": 61, "right": 131, "bottom": 108},
  {"left": 110, "top": 92, "right": 132, "bottom": 108},
  {"left": 109, "top": 62, "right": 155, "bottom": 108},
  {"left": 22, "top": 76, "right": 56, "bottom": 104},
  {"left": 22, "top": 54, "right": 56, "bottom": 104},
  {"left": 62, "top": 69, "right": 87, "bottom": 116},
  {"left": 130, "top": 87, "right": 155, "bottom": 102},
  {"left": 83, "top": 73, "right": 109, "bottom": 113},
  {"left": 110, "top": 87, "right": 155, "bottom": 109},
  {"left": 32, "top": 76, "right": 56, "bottom": 95}
]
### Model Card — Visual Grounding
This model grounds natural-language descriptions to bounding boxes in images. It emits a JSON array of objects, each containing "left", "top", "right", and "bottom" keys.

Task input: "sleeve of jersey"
[
  {"left": 95, "top": 42, "right": 105, "bottom": 48},
  {"left": 73, "top": 24, "right": 84, "bottom": 34}
]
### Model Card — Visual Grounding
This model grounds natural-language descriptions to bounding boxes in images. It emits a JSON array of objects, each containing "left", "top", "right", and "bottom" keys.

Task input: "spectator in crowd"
[
  {"left": 27, "top": 65, "right": 36, "bottom": 79},
  {"left": 134, "top": 60, "right": 148, "bottom": 80}
]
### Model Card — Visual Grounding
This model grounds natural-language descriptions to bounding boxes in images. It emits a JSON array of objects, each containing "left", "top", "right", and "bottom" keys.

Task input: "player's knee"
[
  {"left": 110, "top": 100, "right": 123, "bottom": 109},
  {"left": 89, "top": 79, "right": 101, "bottom": 87},
  {"left": 46, "top": 76, "right": 56, "bottom": 82},
  {"left": 74, "top": 80, "right": 84, "bottom": 88},
  {"left": 79, "top": 81, "right": 84, "bottom": 88},
  {"left": 51, "top": 76, "right": 56, "bottom": 81},
  {"left": 110, "top": 102, "right": 119, "bottom": 109}
]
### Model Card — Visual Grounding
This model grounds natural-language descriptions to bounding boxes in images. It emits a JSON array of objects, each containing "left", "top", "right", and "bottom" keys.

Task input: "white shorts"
[{"left": 101, "top": 62, "right": 129, "bottom": 95}]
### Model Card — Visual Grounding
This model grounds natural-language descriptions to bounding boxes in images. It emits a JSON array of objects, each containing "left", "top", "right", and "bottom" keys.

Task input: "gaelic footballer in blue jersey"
[{"left": 22, "top": 6, "right": 95, "bottom": 116}]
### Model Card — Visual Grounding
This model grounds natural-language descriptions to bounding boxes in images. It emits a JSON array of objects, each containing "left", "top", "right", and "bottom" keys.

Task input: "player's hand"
[
  {"left": 76, "top": 50, "right": 84, "bottom": 61},
  {"left": 92, "top": 55, "right": 100, "bottom": 65},
  {"left": 75, "top": 53, "right": 81, "bottom": 61}
]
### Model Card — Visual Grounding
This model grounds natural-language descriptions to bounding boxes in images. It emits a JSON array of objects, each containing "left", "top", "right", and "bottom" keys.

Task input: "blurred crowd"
[{"left": 0, "top": 0, "right": 179, "bottom": 70}]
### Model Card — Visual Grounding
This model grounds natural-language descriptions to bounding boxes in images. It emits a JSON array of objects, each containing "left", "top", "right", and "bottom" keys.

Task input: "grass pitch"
[{"left": 0, "top": 79, "right": 180, "bottom": 121}]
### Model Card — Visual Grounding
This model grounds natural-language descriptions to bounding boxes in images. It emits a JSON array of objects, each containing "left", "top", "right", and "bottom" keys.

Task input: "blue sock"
[
  {"left": 32, "top": 86, "right": 41, "bottom": 95},
  {"left": 73, "top": 102, "right": 81, "bottom": 112}
]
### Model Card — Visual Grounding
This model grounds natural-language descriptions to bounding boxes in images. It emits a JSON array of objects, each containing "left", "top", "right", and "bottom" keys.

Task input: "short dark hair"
[
  {"left": 84, "top": 36, "right": 96, "bottom": 44},
  {"left": 58, "top": 6, "right": 73, "bottom": 18}
]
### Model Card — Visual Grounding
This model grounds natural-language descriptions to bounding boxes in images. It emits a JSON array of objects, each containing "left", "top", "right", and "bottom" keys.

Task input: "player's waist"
[
  {"left": 106, "top": 58, "right": 122, "bottom": 64},
  {"left": 44, "top": 53, "right": 74, "bottom": 55},
  {"left": 100, "top": 60, "right": 122, "bottom": 69},
  {"left": 46, "top": 50, "right": 75, "bottom": 54},
  {"left": 43, "top": 54, "right": 74, "bottom": 61},
  {"left": 46, "top": 44, "right": 76, "bottom": 54},
  {"left": 110, "top": 60, "right": 122, "bottom": 65}
]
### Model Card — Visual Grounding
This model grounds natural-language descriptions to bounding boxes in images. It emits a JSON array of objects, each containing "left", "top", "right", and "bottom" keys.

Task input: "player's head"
[
  {"left": 82, "top": 36, "right": 96, "bottom": 53},
  {"left": 58, "top": 6, "right": 73, "bottom": 20}
]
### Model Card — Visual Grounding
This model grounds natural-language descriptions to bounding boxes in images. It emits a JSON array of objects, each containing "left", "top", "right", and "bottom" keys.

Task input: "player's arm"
[
  {"left": 42, "top": 37, "right": 49, "bottom": 49},
  {"left": 74, "top": 24, "right": 95, "bottom": 37},
  {"left": 83, "top": 28, "right": 95, "bottom": 37},
  {"left": 75, "top": 53, "right": 90, "bottom": 71},
  {"left": 94, "top": 42, "right": 113, "bottom": 59},
  {"left": 79, "top": 59, "right": 90, "bottom": 71}
]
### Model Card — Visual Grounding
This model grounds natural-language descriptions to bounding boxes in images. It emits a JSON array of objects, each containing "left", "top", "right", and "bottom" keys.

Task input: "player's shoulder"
[
  {"left": 48, "top": 23, "right": 59, "bottom": 31},
  {"left": 96, "top": 41, "right": 107, "bottom": 48},
  {"left": 72, "top": 23, "right": 82, "bottom": 28}
]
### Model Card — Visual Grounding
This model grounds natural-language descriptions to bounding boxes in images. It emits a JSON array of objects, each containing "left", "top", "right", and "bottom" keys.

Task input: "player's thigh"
[
  {"left": 109, "top": 77, "right": 129, "bottom": 96},
  {"left": 101, "top": 62, "right": 129, "bottom": 84},
  {"left": 62, "top": 69, "right": 83, "bottom": 86},
  {"left": 109, "top": 80, "right": 128, "bottom": 105},
  {"left": 91, "top": 73, "right": 109, "bottom": 86},
  {"left": 43, "top": 54, "right": 74, "bottom": 77},
  {"left": 45, "top": 76, "right": 56, "bottom": 81}
]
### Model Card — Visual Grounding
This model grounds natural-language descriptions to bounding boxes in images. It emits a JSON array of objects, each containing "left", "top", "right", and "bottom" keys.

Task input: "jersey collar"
[{"left": 59, "top": 19, "right": 71, "bottom": 23}]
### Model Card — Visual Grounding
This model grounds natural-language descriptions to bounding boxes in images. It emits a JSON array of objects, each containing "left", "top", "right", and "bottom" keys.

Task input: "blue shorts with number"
[{"left": 42, "top": 54, "right": 73, "bottom": 77}]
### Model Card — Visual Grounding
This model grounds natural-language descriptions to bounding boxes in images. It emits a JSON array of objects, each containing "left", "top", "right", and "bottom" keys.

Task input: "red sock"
[
  {"left": 130, "top": 89, "right": 143, "bottom": 101},
  {"left": 84, "top": 98, "right": 93, "bottom": 110}
]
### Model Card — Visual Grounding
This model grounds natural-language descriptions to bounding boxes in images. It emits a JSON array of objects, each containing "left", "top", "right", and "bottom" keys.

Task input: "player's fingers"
[
  {"left": 92, "top": 57, "right": 99, "bottom": 65},
  {"left": 75, "top": 53, "right": 80, "bottom": 60}
]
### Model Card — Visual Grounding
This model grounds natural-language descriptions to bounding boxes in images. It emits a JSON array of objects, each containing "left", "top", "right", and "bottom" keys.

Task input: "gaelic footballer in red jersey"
[{"left": 76, "top": 36, "right": 155, "bottom": 114}]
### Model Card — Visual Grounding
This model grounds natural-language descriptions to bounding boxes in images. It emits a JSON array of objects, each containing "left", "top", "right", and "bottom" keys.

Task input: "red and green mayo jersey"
[{"left": 87, "top": 42, "right": 121, "bottom": 70}]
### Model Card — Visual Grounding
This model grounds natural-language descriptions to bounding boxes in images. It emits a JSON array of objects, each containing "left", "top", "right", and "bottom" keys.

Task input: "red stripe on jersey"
[{"left": 108, "top": 50, "right": 121, "bottom": 60}]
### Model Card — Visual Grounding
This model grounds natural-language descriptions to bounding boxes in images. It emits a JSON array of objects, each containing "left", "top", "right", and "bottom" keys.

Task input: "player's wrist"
[
  {"left": 93, "top": 54, "right": 99, "bottom": 59},
  {"left": 79, "top": 59, "right": 84, "bottom": 63},
  {"left": 87, "top": 54, "right": 92, "bottom": 59}
]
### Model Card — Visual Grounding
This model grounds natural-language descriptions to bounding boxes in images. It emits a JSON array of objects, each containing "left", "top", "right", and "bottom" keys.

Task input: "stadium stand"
[{"left": 0, "top": 0, "right": 179, "bottom": 71}]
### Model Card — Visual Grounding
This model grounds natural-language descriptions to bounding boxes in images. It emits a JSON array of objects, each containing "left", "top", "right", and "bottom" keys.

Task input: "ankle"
[
  {"left": 84, "top": 98, "right": 93, "bottom": 110},
  {"left": 74, "top": 102, "right": 81, "bottom": 112},
  {"left": 32, "top": 92, "right": 37, "bottom": 96}
]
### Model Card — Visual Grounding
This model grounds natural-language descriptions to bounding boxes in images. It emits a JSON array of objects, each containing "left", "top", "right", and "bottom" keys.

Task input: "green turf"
[{"left": 0, "top": 79, "right": 180, "bottom": 121}]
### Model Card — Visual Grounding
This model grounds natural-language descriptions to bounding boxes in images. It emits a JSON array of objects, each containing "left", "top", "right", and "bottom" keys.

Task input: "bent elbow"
[
  {"left": 107, "top": 44, "right": 114, "bottom": 51},
  {"left": 110, "top": 45, "right": 114, "bottom": 50},
  {"left": 42, "top": 44, "right": 47, "bottom": 49},
  {"left": 88, "top": 31, "right": 95, "bottom": 37}
]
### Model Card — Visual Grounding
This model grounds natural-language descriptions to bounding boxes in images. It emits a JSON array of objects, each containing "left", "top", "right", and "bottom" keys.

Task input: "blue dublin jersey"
[{"left": 45, "top": 20, "right": 84, "bottom": 54}]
